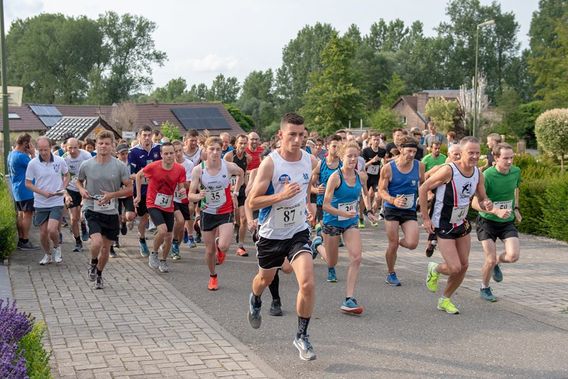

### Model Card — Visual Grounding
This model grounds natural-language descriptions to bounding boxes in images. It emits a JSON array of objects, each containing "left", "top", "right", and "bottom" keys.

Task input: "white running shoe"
[
  {"left": 52, "top": 246, "right": 63, "bottom": 263},
  {"left": 39, "top": 254, "right": 52, "bottom": 265}
]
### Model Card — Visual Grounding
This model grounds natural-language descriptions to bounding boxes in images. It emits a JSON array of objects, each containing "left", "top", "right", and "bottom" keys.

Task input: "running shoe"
[
  {"left": 314, "top": 223, "right": 322, "bottom": 238},
  {"left": 492, "top": 264, "right": 503, "bottom": 283},
  {"left": 170, "top": 242, "right": 180, "bottom": 257},
  {"left": 215, "top": 237, "right": 226, "bottom": 265},
  {"left": 139, "top": 239, "right": 150, "bottom": 257},
  {"left": 425, "top": 240, "right": 436, "bottom": 257},
  {"left": 95, "top": 275, "right": 104, "bottom": 290},
  {"left": 149, "top": 252, "right": 160, "bottom": 269},
  {"left": 370, "top": 221, "right": 379, "bottom": 227},
  {"left": 18, "top": 241, "right": 35, "bottom": 250},
  {"left": 120, "top": 222, "right": 127, "bottom": 236},
  {"left": 158, "top": 260, "right": 169, "bottom": 273},
  {"left": 187, "top": 235, "right": 197, "bottom": 248},
  {"left": 426, "top": 262, "right": 440, "bottom": 293},
  {"left": 195, "top": 234, "right": 202, "bottom": 244},
  {"left": 437, "top": 297, "right": 460, "bottom": 314},
  {"left": 385, "top": 272, "right": 401, "bottom": 286},
  {"left": 208, "top": 275, "right": 219, "bottom": 291},
  {"left": 72, "top": 242, "right": 83, "bottom": 253},
  {"left": 235, "top": 246, "right": 248, "bottom": 257},
  {"left": 327, "top": 267, "right": 337, "bottom": 283},
  {"left": 183, "top": 230, "right": 189, "bottom": 244},
  {"left": 247, "top": 292, "right": 262, "bottom": 328},
  {"left": 110, "top": 246, "right": 117, "bottom": 258},
  {"left": 311, "top": 236, "right": 322, "bottom": 260},
  {"left": 52, "top": 246, "right": 62, "bottom": 263},
  {"left": 114, "top": 239, "right": 120, "bottom": 248},
  {"left": 39, "top": 254, "right": 52, "bottom": 265},
  {"left": 81, "top": 224, "right": 89, "bottom": 242},
  {"left": 480, "top": 287, "right": 497, "bottom": 302},
  {"left": 88, "top": 264, "right": 97, "bottom": 281},
  {"left": 269, "top": 299, "right": 283, "bottom": 316},
  {"left": 293, "top": 335, "right": 317, "bottom": 361},
  {"left": 358, "top": 219, "right": 365, "bottom": 229},
  {"left": 340, "top": 297, "right": 364, "bottom": 315}
]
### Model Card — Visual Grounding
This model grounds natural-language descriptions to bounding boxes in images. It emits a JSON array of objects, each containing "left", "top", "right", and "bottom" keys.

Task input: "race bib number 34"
[
  {"left": 155, "top": 193, "right": 173, "bottom": 208},
  {"left": 274, "top": 203, "right": 304, "bottom": 229}
]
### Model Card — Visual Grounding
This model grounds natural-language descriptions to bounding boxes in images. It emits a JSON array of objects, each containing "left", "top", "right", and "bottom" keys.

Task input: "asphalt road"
[{"left": 120, "top": 229, "right": 568, "bottom": 379}]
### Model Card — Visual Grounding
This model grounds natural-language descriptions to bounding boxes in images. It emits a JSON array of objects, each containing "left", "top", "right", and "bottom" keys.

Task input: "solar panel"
[
  {"left": 39, "top": 116, "right": 62, "bottom": 128},
  {"left": 171, "top": 107, "right": 232, "bottom": 131},
  {"left": 30, "top": 104, "right": 62, "bottom": 127}
]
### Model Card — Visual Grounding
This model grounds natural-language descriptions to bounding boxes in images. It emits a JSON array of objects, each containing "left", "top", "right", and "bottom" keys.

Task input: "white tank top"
[
  {"left": 200, "top": 160, "right": 233, "bottom": 215},
  {"left": 185, "top": 148, "right": 202, "bottom": 166},
  {"left": 258, "top": 150, "right": 312, "bottom": 239},
  {"left": 431, "top": 162, "right": 479, "bottom": 229}
]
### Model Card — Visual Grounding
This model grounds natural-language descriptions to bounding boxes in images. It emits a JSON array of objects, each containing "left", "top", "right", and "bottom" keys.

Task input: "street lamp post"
[
  {"left": 473, "top": 19, "right": 495, "bottom": 138},
  {"left": 0, "top": 0, "right": 9, "bottom": 173}
]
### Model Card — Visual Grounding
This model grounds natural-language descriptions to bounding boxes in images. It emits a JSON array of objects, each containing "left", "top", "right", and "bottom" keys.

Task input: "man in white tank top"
[
  {"left": 418, "top": 137, "right": 493, "bottom": 315},
  {"left": 246, "top": 113, "right": 319, "bottom": 361}
]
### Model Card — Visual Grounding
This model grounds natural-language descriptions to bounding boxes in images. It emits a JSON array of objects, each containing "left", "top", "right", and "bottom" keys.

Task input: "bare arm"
[
  {"left": 377, "top": 164, "right": 393, "bottom": 204},
  {"left": 321, "top": 172, "right": 345, "bottom": 216},
  {"left": 187, "top": 165, "right": 205, "bottom": 203}
]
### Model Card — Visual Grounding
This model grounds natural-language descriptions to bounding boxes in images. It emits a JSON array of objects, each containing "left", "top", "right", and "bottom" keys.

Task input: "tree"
[
  {"left": 151, "top": 78, "right": 188, "bottom": 102},
  {"left": 237, "top": 70, "right": 276, "bottom": 132},
  {"left": 368, "top": 107, "right": 403, "bottom": 134},
  {"left": 379, "top": 73, "right": 407, "bottom": 108},
  {"left": 425, "top": 97, "right": 460, "bottom": 133},
  {"left": 535, "top": 108, "right": 568, "bottom": 170},
  {"left": 225, "top": 105, "right": 254, "bottom": 132},
  {"left": 160, "top": 121, "right": 181, "bottom": 141},
  {"left": 301, "top": 35, "right": 365, "bottom": 135},
  {"left": 111, "top": 102, "right": 138, "bottom": 133},
  {"left": 209, "top": 74, "right": 240, "bottom": 103},
  {"left": 94, "top": 11, "right": 167, "bottom": 103},
  {"left": 7, "top": 14, "right": 104, "bottom": 103}
]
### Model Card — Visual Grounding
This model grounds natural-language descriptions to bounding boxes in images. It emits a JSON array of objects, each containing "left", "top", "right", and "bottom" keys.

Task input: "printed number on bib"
[
  {"left": 206, "top": 190, "right": 226, "bottom": 206},
  {"left": 155, "top": 193, "right": 173, "bottom": 208},
  {"left": 450, "top": 205, "right": 469, "bottom": 224},
  {"left": 493, "top": 200, "right": 512, "bottom": 210},
  {"left": 367, "top": 164, "right": 380, "bottom": 175},
  {"left": 230, "top": 176, "right": 238, "bottom": 188},
  {"left": 174, "top": 186, "right": 187, "bottom": 202},
  {"left": 274, "top": 203, "right": 304, "bottom": 229},
  {"left": 338, "top": 201, "right": 358, "bottom": 221},
  {"left": 398, "top": 194, "right": 415, "bottom": 210},
  {"left": 94, "top": 198, "right": 116, "bottom": 212}
]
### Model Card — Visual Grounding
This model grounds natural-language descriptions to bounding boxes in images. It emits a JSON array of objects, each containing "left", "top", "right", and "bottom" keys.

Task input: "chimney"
[{"left": 416, "top": 92, "right": 429, "bottom": 114}]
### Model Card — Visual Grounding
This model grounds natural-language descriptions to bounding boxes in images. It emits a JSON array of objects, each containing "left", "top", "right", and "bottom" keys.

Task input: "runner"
[
  {"left": 472, "top": 143, "right": 521, "bottom": 302},
  {"left": 220, "top": 132, "right": 234, "bottom": 157},
  {"left": 128, "top": 125, "right": 162, "bottom": 257},
  {"left": 311, "top": 135, "right": 342, "bottom": 230},
  {"left": 223, "top": 134, "right": 252, "bottom": 256},
  {"left": 62, "top": 138, "right": 92, "bottom": 252},
  {"left": 76, "top": 131, "right": 132, "bottom": 289},
  {"left": 25, "top": 136, "right": 69, "bottom": 265},
  {"left": 187, "top": 136, "right": 244, "bottom": 290},
  {"left": 115, "top": 143, "right": 137, "bottom": 238},
  {"left": 134, "top": 142, "right": 186, "bottom": 273},
  {"left": 378, "top": 135, "right": 425, "bottom": 286},
  {"left": 362, "top": 132, "right": 386, "bottom": 227},
  {"left": 246, "top": 112, "right": 319, "bottom": 361},
  {"left": 421, "top": 141, "right": 447, "bottom": 172},
  {"left": 183, "top": 129, "right": 203, "bottom": 244},
  {"left": 171, "top": 140, "right": 194, "bottom": 260},
  {"left": 483, "top": 133, "right": 502, "bottom": 170},
  {"left": 419, "top": 136, "right": 493, "bottom": 314},
  {"left": 245, "top": 132, "right": 264, "bottom": 171},
  {"left": 321, "top": 141, "right": 377, "bottom": 314}
]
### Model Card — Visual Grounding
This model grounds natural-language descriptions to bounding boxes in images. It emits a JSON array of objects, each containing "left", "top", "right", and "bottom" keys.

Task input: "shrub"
[
  {"left": 18, "top": 322, "right": 52, "bottom": 379},
  {"left": 0, "top": 180, "right": 17, "bottom": 260},
  {"left": 541, "top": 175, "right": 568, "bottom": 242},
  {"left": 0, "top": 299, "right": 33, "bottom": 378},
  {"left": 535, "top": 108, "right": 568, "bottom": 170},
  {"left": 517, "top": 178, "right": 548, "bottom": 236}
]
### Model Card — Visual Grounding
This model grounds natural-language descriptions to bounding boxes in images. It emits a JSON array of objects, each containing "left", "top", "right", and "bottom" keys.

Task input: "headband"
[{"left": 400, "top": 143, "right": 418, "bottom": 149}]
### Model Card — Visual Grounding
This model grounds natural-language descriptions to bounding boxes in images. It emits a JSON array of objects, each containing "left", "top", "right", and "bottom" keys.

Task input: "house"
[
  {"left": 45, "top": 116, "right": 120, "bottom": 142},
  {"left": 391, "top": 90, "right": 461, "bottom": 131},
  {"left": 0, "top": 105, "right": 47, "bottom": 143}
]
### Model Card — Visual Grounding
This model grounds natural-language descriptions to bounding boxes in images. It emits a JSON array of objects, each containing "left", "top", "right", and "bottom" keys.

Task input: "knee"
[
  {"left": 406, "top": 239, "right": 419, "bottom": 250},
  {"left": 350, "top": 252, "right": 362, "bottom": 267},
  {"left": 299, "top": 278, "right": 315, "bottom": 297},
  {"left": 459, "top": 261, "right": 469, "bottom": 274},
  {"left": 218, "top": 240, "right": 230, "bottom": 252},
  {"left": 485, "top": 255, "right": 497, "bottom": 267},
  {"left": 90, "top": 237, "right": 102, "bottom": 249},
  {"left": 509, "top": 254, "right": 519, "bottom": 263},
  {"left": 447, "top": 263, "right": 463, "bottom": 275},
  {"left": 48, "top": 226, "right": 59, "bottom": 236}
]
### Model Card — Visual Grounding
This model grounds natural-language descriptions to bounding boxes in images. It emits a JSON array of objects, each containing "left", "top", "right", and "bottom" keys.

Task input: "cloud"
[
  {"left": 5, "top": 0, "right": 44, "bottom": 24},
  {"left": 184, "top": 54, "right": 239, "bottom": 73}
]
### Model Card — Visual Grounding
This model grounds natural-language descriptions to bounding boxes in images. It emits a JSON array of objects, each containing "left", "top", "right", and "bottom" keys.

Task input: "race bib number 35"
[
  {"left": 205, "top": 190, "right": 226, "bottom": 206},
  {"left": 274, "top": 203, "right": 304, "bottom": 229}
]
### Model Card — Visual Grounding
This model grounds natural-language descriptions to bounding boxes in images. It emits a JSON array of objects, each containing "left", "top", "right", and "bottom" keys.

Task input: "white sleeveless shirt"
[
  {"left": 258, "top": 150, "right": 312, "bottom": 239},
  {"left": 200, "top": 160, "right": 233, "bottom": 215}
]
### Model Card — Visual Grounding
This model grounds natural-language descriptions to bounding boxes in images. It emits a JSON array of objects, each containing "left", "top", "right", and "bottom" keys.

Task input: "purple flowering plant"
[{"left": 0, "top": 299, "right": 33, "bottom": 379}]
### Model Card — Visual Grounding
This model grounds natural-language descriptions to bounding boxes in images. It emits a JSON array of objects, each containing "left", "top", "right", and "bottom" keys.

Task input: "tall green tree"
[
  {"left": 7, "top": 14, "right": 104, "bottom": 103},
  {"left": 209, "top": 74, "right": 240, "bottom": 103},
  {"left": 151, "top": 77, "right": 188, "bottom": 102},
  {"left": 301, "top": 35, "right": 365, "bottom": 135},
  {"left": 237, "top": 70, "right": 276, "bottom": 131}
]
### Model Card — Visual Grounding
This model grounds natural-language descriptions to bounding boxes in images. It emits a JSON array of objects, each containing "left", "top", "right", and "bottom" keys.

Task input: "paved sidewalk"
[{"left": 7, "top": 236, "right": 280, "bottom": 378}]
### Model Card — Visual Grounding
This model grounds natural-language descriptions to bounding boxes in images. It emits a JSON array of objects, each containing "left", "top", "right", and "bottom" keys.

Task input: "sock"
[
  {"left": 210, "top": 273, "right": 217, "bottom": 278},
  {"left": 481, "top": 283, "right": 489, "bottom": 289},
  {"left": 75, "top": 236, "right": 81, "bottom": 244},
  {"left": 173, "top": 239, "right": 179, "bottom": 245},
  {"left": 268, "top": 270, "right": 280, "bottom": 301},
  {"left": 359, "top": 217, "right": 364, "bottom": 222},
  {"left": 297, "top": 316, "right": 310, "bottom": 338},
  {"left": 139, "top": 237, "right": 146, "bottom": 243},
  {"left": 91, "top": 258, "right": 98, "bottom": 265},
  {"left": 96, "top": 269, "right": 102, "bottom": 276},
  {"left": 252, "top": 293, "right": 262, "bottom": 305},
  {"left": 160, "top": 259, "right": 166, "bottom": 262}
]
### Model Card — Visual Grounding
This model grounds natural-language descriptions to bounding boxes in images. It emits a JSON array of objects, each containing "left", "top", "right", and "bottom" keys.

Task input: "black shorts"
[
  {"left": 384, "top": 207, "right": 417, "bottom": 224},
  {"left": 201, "top": 212, "right": 234, "bottom": 232},
  {"left": 85, "top": 210, "right": 120, "bottom": 241},
  {"left": 66, "top": 189, "right": 82, "bottom": 209},
  {"left": 322, "top": 222, "right": 358, "bottom": 236},
  {"left": 256, "top": 228, "right": 311, "bottom": 269},
  {"left": 118, "top": 197, "right": 134, "bottom": 213},
  {"left": 136, "top": 194, "right": 148, "bottom": 216},
  {"left": 174, "top": 202, "right": 191, "bottom": 221},
  {"left": 148, "top": 208, "right": 175, "bottom": 232},
  {"left": 476, "top": 217, "right": 518, "bottom": 242},
  {"left": 237, "top": 186, "right": 246, "bottom": 207},
  {"left": 366, "top": 175, "right": 379, "bottom": 191},
  {"left": 435, "top": 220, "right": 472, "bottom": 240},
  {"left": 16, "top": 199, "right": 34, "bottom": 212},
  {"left": 310, "top": 193, "right": 317, "bottom": 204},
  {"left": 316, "top": 205, "right": 323, "bottom": 222}
]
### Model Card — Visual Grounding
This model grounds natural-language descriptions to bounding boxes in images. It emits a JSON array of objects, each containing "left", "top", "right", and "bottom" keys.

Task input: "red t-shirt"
[
  {"left": 143, "top": 161, "right": 186, "bottom": 212},
  {"left": 245, "top": 146, "right": 264, "bottom": 170}
]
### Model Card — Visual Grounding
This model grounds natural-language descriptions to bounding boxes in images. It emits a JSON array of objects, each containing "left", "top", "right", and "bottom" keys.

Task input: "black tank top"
[{"left": 233, "top": 151, "right": 248, "bottom": 172}]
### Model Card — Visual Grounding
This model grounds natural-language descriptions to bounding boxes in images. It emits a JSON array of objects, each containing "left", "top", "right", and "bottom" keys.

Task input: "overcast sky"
[{"left": 7, "top": 0, "right": 539, "bottom": 90}]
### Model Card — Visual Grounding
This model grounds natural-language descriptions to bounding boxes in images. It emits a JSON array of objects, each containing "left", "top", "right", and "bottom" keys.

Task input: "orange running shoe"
[
  {"left": 208, "top": 275, "right": 218, "bottom": 291},
  {"left": 215, "top": 237, "right": 226, "bottom": 265},
  {"left": 235, "top": 246, "right": 248, "bottom": 257}
]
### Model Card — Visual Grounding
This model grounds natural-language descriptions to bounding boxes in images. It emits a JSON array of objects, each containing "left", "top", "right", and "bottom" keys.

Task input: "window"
[
  {"left": 8, "top": 113, "right": 21, "bottom": 120},
  {"left": 400, "top": 116, "right": 407, "bottom": 125}
]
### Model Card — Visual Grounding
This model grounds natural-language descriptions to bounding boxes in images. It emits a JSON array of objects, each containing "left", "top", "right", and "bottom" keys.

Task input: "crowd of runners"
[{"left": 7, "top": 113, "right": 522, "bottom": 361}]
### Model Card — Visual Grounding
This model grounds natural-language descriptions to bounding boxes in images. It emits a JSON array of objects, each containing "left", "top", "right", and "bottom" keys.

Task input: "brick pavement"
[{"left": 7, "top": 234, "right": 281, "bottom": 379}]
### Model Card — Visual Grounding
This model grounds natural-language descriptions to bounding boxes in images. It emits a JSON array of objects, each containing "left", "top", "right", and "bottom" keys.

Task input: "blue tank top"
[
  {"left": 317, "top": 158, "right": 342, "bottom": 206},
  {"left": 323, "top": 169, "right": 361, "bottom": 228},
  {"left": 384, "top": 160, "right": 420, "bottom": 211}
]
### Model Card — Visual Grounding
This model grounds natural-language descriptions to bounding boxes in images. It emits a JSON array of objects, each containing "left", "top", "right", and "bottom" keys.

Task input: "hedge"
[{"left": 0, "top": 179, "right": 17, "bottom": 260}]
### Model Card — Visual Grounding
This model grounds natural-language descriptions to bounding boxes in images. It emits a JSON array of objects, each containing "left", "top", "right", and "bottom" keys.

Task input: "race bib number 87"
[{"left": 274, "top": 203, "right": 304, "bottom": 229}]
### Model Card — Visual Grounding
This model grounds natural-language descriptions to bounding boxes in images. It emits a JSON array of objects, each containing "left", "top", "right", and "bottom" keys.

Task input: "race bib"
[
  {"left": 94, "top": 198, "right": 116, "bottom": 212},
  {"left": 450, "top": 205, "right": 469, "bottom": 224},
  {"left": 205, "top": 189, "right": 226, "bottom": 207},
  {"left": 367, "top": 164, "right": 380, "bottom": 175},
  {"left": 493, "top": 200, "right": 513, "bottom": 210},
  {"left": 338, "top": 200, "right": 358, "bottom": 221},
  {"left": 398, "top": 194, "right": 415, "bottom": 210},
  {"left": 155, "top": 193, "right": 173, "bottom": 208},
  {"left": 274, "top": 202, "right": 304, "bottom": 229},
  {"left": 174, "top": 186, "right": 187, "bottom": 202},
  {"left": 230, "top": 176, "right": 238, "bottom": 188}
]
